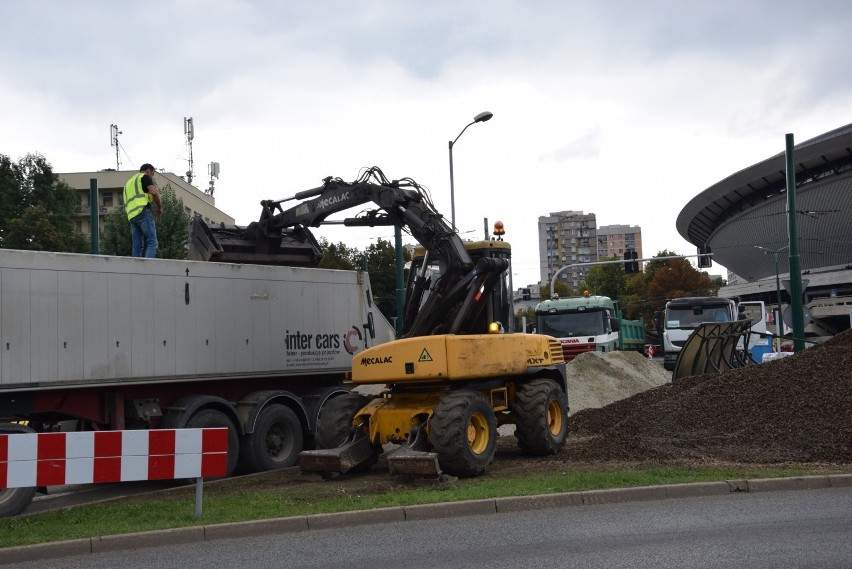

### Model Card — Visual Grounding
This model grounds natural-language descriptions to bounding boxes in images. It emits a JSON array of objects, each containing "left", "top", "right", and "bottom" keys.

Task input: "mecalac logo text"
[
  {"left": 317, "top": 191, "right": 350, "bottom": 210},
  {"left": 361, "top": 356, "right": 392, "bottom": 366}
]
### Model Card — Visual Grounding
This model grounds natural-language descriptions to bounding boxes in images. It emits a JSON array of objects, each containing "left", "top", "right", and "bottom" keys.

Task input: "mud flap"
[
  {"left": 386, "top": 425, "right": 448, "bottom": 481},
  {"left": 298, "top": 426, "right": 375, "bottom": 475}
]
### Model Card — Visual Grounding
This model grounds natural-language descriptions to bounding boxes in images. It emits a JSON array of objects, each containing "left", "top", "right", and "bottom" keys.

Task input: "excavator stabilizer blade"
[
  {"left": 299, "top": 431, "right": 375, "bottom": 475},
  {"left": 386, "top": 446, "right": 442, "bottom": 477}
]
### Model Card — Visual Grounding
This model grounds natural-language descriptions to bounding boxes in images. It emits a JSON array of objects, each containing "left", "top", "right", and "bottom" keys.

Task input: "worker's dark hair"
[{"left": 139, "top": 163, "right": 155, "bottom": 172}]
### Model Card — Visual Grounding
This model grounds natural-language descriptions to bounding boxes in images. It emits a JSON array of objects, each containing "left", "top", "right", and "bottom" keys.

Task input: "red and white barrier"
[{"left": 0, "top": 428, "right": 228, "bottom": 489}]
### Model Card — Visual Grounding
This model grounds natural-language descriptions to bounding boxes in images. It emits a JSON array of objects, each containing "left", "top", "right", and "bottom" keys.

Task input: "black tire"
[
  {"left": 240, "top": 405, "right": 303, "bottom": 473},
  {"left": 0, "top": 424, "right": 37, "bottom": 518},
  {"left": 185, "top": 409, "right": 240, "bottom": 477},
  {"left": 514, "top": 379, "right": 569, "bottom": 456},
  {"left": 315, "top": 393, "right": 369, "bottom": 449},
  {"left": 315, "top": 393, "right": 379, "bottom": 472},
  {"left": 429, "top": 390, "right": 497, "bottom": 478}
]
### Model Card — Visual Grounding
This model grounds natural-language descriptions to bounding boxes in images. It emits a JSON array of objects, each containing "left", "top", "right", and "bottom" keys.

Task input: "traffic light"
[
  {"left": 697, "top": 245, "right": 712, "bottom": 268},
  {"left": 623, "top": 250, "right": 639, "bottom": 274}
]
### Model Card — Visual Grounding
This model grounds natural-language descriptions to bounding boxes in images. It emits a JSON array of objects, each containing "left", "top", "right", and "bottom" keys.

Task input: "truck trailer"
[{"left": 0, "top": 248, "right": 394, "bottom": 516}]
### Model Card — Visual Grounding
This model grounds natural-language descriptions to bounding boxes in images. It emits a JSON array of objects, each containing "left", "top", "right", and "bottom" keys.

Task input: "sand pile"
[{"left": 566, "top": 350, "right": 671, "bottom": 414}]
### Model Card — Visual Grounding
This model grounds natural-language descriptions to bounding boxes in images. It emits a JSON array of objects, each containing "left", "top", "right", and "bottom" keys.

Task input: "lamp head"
[{"left": 474, "top": 111, "right": 493, "bottom": 123}]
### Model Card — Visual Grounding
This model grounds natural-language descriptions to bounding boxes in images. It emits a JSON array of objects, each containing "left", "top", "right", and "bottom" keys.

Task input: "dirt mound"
[
  {"left": 566, "top": 351, "right": 671, "bottom": 414},
  {"left": 564, "top": 328, "right": 852, "bottom": 464}
]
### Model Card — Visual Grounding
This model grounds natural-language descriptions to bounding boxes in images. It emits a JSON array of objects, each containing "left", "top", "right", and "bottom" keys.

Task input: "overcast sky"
[{"left": 1, "top": 0, "right": 850, "bottom": 286}]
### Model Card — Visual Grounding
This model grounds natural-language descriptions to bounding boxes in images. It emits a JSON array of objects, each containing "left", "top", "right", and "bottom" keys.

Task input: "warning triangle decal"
[{"left": 418, "top": 349, "right": 433, "bottom": 362}]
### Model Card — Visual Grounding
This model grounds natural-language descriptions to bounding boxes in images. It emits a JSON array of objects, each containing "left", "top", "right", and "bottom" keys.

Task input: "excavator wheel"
[
  {"left": 429, "top": 390, "right": 497, "bottom": 477},
  {"left": 315, "top": 393, "right": 379, "bottom": 472},
  {"left": 513, "top": 379, "right": 569, "bottom": 455}
]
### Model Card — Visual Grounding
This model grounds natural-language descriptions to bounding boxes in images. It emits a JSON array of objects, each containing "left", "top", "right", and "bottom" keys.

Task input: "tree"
[
  {"left": 537, "top": 280, "right": 574, "bottom": 300},
  {"left": 355, "top": 238, "right": 410, "bottom": 321},
  {"left": 102, "top": 183, "right": 191, "bottom": 259},
  {"left": 155, "top": 185, "right": 192, "bottom": 259},
  {"left": 0, "top": 153, "right": 87, "bottom": 252},
  {"left": 318, "top": 238, "right": 358, "bottom": 270},
  {"left": 582, "top": 256, "right": 627, "bottom": 300},
  {"left": 514, "top": 305, "right": 538, "bottom": 332},
  {"left": 102, "top": 206, "right": 130, "bottom": 256},
  {"left": 622, "top": 249, "right": 720, "bottom": 328}
]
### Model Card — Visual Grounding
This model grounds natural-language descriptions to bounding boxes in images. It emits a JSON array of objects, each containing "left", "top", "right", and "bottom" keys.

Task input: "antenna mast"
[
  {"left": 207, "top": 162, "right": 220, "bottom": 196},
  {"left": 184, "top": 117, "right": 195, "bottom": 184},
  {"left": 110, "top": 124, "right": 122, "bottom": 170}
]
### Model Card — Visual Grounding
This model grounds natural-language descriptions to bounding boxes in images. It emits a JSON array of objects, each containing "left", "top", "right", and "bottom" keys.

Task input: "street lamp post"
[
  {"left": 448, "top": 111, "right": 493, "bottom": 229},
  {"left": 755, "top": 245, "right": 789, "bottom": 349}
]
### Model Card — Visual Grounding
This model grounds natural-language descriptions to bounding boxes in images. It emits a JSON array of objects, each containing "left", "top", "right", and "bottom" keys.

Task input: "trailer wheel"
[
  {"left": 315, "top": 393, "right": 369, "bottom": 449},
  {"left": 0, "top": 423, "right": 38, "bottom": 518},
  {"left": 240, "top": 405, "right": 303, "bottom": 473},
  {"left": 185, "top": 409, "right": 240, "bottom": 477},
  {"left": 514, "top": 379, "right": 569, "bottom": 456},
  {"left": 429, "top": 390, "right": 497, "bottom": 477}
]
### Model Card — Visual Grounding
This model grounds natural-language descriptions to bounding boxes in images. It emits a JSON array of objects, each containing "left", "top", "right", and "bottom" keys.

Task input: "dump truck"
[
  {"left": 0, "top": 232, "right": 395, "bottom": 517},
  {"left": 534, "top": 293, "right": 645, "bottom": 362}
]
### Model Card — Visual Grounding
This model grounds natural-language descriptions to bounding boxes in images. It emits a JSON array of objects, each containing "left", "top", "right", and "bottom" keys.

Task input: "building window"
[{"left": 102, "top": 192, "right": 113, "bottom": 208}]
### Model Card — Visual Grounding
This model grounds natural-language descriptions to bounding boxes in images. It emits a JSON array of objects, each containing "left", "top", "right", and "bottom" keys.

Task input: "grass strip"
[{"left": 0, "top": 465, "right": 841, "bottom": 549}]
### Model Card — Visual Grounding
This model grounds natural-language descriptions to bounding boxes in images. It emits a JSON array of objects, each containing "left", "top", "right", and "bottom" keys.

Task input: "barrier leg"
[{"left": 195, "top": 478, "right": 203, "bottom": 518}]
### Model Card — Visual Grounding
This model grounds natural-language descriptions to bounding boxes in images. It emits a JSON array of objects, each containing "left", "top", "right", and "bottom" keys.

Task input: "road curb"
[{"left": 2, "top": 474, "right": 849, "bottom": 564}]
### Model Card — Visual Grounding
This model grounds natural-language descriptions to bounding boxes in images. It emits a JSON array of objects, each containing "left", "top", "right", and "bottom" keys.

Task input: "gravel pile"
[{"left": 565, "top": 329, "right": 852, "bottom": 464}]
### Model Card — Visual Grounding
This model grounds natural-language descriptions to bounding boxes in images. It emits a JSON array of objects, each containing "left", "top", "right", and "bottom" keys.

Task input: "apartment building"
[
  {"left": 59, "top": 169, "right": 235, "bottom": 242},
  {"left": 538, "top": 210, "right": 598, "bottom": 289},
  {"left": 597, "top": 224, "right": 643, "bottom": 268}
]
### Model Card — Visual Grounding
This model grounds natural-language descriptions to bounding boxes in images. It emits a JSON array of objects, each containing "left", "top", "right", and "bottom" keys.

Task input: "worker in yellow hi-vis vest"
[{"left": 123, "top": 163, "right": 163, "bottom": 258}]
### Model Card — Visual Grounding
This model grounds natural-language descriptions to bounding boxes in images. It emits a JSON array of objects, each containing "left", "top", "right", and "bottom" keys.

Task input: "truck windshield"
[
  {"left": 666, "top": 306, "right": 730, "bottom": 329},
  {"left": 538, "top": 310, "right": 605, "bottom": 337}
]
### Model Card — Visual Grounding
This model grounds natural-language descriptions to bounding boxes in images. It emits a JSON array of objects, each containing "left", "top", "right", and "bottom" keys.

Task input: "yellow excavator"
[{"left": 192, "top": 167, "right": 569, "bottom": 478}]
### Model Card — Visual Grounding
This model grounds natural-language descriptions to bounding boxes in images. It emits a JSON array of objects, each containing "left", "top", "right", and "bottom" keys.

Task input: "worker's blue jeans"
[{"left": 130, "top": 208, "right": 158, "bottom": 258}]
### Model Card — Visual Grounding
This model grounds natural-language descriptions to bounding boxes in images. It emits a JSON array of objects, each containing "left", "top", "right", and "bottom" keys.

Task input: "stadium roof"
[{"left": 677, "top": 123, "right": 852, "bottom": 281}]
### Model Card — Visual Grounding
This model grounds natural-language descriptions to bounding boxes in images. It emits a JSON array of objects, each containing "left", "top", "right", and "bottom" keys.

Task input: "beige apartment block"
[
  {"left": 59, "top": 169, "right": 235, "bottom": 241},
  {"left": 597, "top": 224, "right": 643, "bottom": 264}
]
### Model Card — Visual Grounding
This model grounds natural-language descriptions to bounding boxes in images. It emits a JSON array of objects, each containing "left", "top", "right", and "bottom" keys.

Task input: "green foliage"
[
  {"left": 583, "top": 256, "right": 627, "bottom": 300},
  {"left": 155, "top": 184, "right": 191, "bottom": 259},
  {"left": 355, "top": 238, "right": 410, "bottom": 320},
  {"left": 514, "top": 305, "right": 537, "bottom": 332},
  {"left": 621, "top": 250, "right": 720, "bottom": 326},
  {"left": 538, "top": 280, "right": 574, "bottom": 300},
  {"left": 102, "top": 206, "right": 131, "bottom": 256},
  {"left": 0, "top": 153, "right": 87, "bottom": 252},
  {"left": 318, "top": 237, "right": 358, "bottom": 270},
  {"left": 101, "top": 183, "right": 191, "bottom": 259}
]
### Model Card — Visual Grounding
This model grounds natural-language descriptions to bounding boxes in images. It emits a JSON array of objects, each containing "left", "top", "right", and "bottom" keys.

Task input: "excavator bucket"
[{"left": 298, "top": 427, "right": 376, "bottom": 475}]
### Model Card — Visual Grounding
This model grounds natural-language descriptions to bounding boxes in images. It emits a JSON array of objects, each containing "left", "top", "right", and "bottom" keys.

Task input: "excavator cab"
[{"left": 406, "top": 239, "right": 514, "bottom": 336}]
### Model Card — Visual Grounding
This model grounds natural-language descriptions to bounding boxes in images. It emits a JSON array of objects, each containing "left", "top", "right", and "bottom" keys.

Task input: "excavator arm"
[{"left": 189, "top": 167, "right": 509, "bottom": 337}]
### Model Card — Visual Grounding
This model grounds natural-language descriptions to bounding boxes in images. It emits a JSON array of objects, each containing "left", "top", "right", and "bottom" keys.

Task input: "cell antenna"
[
  {"left": 207, "top": 161, "right": 220, "bottom": 196},
  {"left": 110, "top": 124, "right": 122, "bottom": 170},
  {"left": 184, "top": 117, "right": 195, "bottom": 184}
]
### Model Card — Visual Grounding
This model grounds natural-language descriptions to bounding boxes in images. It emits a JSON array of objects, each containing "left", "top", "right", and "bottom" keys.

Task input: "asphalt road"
[{"left": 7, "top": 487, "right": 851, "bottom": 569}]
